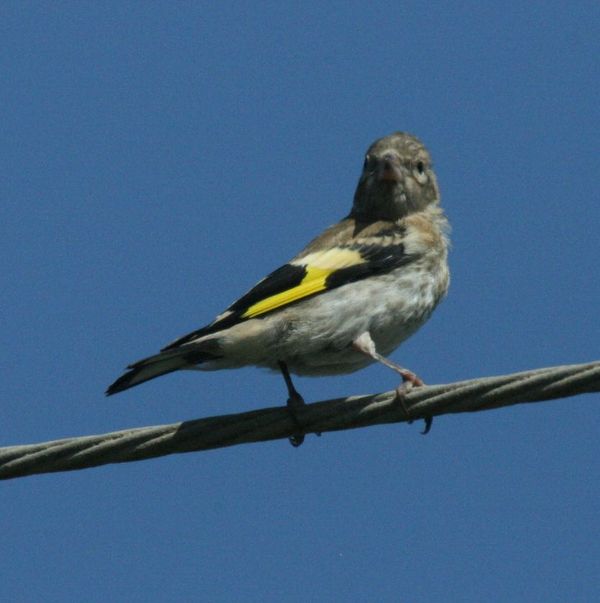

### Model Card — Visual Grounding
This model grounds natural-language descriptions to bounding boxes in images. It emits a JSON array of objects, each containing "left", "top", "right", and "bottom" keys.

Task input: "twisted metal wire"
[{"left": 1, "top": 361, "right": 598, "bottom": 480}]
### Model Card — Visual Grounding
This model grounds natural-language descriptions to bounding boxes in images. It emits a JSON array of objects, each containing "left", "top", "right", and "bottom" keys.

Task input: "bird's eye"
[
  {"left": 363, "top": 155, "right": 370, "bottom": 171},
  {"left": 416, "top": 161, "right": 425, "bottom": 174}
]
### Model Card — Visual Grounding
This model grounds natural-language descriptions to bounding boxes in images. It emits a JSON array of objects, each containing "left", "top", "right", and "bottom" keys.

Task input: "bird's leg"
[
  {"left": 351, "top": 332, "right": 432, "bottom": 434},
  {"left": 278, "top": 361, "right": 305, "bottom": 447}
]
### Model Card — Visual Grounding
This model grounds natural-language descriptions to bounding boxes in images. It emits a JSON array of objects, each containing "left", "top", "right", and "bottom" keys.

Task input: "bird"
[{"left": 107, "top": 131, "right": 450, "bottom": 445}]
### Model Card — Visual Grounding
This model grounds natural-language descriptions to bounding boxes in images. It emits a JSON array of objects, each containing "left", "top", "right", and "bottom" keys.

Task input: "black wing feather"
[{"left": 162, "top": 242, "right": 411, "bottom": 351}]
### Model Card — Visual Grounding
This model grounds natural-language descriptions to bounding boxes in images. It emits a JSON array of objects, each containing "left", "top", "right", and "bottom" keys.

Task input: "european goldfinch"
[{"left": 107, "top": 132, "right": 450, "bottom": 442}]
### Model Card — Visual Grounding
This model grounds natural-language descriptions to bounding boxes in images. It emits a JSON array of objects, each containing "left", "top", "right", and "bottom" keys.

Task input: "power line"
[{"left": 1, "top": 361, "right": 598, "bottom": 480}]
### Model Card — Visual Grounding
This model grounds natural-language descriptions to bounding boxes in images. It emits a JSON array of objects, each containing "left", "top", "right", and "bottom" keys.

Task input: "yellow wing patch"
[
  {"left": 242, "top": 265, "right": 331, "bottom": 318},
  {"left": 242, "top": 247, "right": 365, "bottom": 319}
]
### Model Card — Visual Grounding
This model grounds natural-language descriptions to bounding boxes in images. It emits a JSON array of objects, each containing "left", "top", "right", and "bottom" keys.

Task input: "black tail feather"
[
  {"left": 106, "top": 347, "right": 220, "bottom": 396},
  {"left": 106, "top": 369, "right": 176, "bottom": 396}
]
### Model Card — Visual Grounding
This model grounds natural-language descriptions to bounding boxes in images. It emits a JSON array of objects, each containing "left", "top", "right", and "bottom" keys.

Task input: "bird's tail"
[{"left": 106, "top": 347, "right": 215, "bottom": 396}]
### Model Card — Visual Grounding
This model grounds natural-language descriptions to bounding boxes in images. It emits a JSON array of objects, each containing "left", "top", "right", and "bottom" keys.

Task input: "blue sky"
[{"left": 2, "top": 2, "right": 599, "bottom": 601}]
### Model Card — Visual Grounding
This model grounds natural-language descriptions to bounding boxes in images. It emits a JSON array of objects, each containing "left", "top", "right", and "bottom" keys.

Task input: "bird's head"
[{"left": 351, "top": 132, "right": 440, "bottom": 221}]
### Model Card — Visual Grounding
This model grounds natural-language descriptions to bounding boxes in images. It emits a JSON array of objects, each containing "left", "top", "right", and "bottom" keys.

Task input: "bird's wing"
[{"left": 161, "top": 237, "right": 413, "bottom": 350}]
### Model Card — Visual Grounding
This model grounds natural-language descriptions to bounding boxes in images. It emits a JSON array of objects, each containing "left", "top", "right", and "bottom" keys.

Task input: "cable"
[{"left": 1, "top": 361, "right": 598, "bottom": 480}]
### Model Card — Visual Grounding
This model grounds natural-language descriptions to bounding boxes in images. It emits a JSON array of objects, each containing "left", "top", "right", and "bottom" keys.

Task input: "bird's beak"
[{"left": 376, "top": 153, "right": 403, "bottom": 183}]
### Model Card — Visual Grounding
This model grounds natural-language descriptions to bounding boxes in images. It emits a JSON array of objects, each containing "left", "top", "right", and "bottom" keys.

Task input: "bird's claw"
[
  {"left": 288, "top": 432, "right": 305, "bottom": 447},
  {"left": 421, "top": 416, "right": 433, "bottom": 435}
]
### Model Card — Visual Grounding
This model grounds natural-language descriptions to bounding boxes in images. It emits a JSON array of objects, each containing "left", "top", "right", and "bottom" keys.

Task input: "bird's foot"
[
  {"left": 279, "top": 360, "right": 321, "bottom": 446},
  {"left": 286, "top": 392, "right": 306, "bottom": 448},
  {"left": 351, "top": 333, "right": 432, "bottom": 434},
  {"left": 394, "top": 371, "right": 432, "bottom": 435},
  {"left": 397, "top": 369, "right": 424, "bottom": 389}
]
